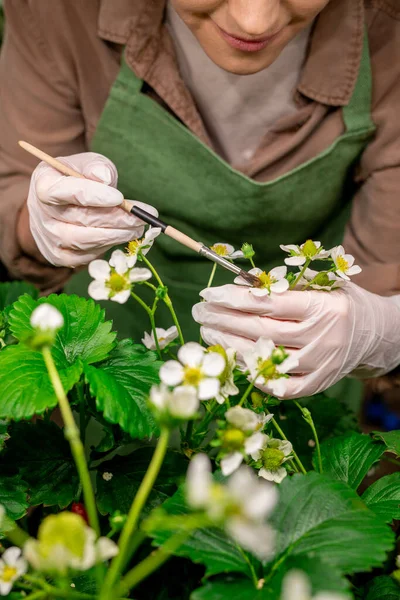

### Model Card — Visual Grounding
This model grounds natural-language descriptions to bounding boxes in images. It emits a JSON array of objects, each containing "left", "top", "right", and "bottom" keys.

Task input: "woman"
[{"left": 0, "top": 0, "right": 399, "bottom": 399}]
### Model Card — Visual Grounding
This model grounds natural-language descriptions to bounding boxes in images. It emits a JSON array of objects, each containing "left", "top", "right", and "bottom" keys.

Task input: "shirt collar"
[{"left": 98, "top": 0, "right": 365, "bottom": 107}]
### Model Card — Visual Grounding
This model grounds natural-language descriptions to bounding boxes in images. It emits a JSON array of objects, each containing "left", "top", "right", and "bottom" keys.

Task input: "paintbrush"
[{"left": 18, "top": 141, "right": 261, "bottom": 287}]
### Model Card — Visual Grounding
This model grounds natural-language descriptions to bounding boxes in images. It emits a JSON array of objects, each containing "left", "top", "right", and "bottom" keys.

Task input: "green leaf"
[
  {"left": 3, "top": 421, "right": 80, "bottom": 508},
  {"left": 373, "top": 431, "right": 400, "bottom": 457},
  {"left": 315, "top": 432, "right": 384, "bottom": 489},
  {"left": 85, "top": 339, "right": 161, "bottom": 440},
  {"left": 0, "top": 281, "right": 38, "bottom": 311},
  {"left": 9, "top": 293, "right": 116, "bottom": 364},
  {"left": 0, "top": 473, "right": 28, "bottom": 520},
  {"left": 270, "top": 472, "right": 394, "bottom": 574},
  {"left": 0, "top": 420, "right": 9, "bottom": 452},
  {"left": 150, "top": 487, "right": 259, "bottom": 579},
  {"left": 0, "top": 345, "right": 82, "bottom": 419},
  {"left": 365, "top": 576, "right": 400, "bottom": 600},
  {"left": 96, "top": 447, "right": 187, "bottom": 515},
  {"left": 191, "top": 557, "right": 352, "bottom": 600},
  {"left": 362, "top": 473, "right": 400, "bottom": 523}
]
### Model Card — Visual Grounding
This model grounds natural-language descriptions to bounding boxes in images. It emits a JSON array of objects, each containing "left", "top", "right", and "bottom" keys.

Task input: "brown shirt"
[{"left": 0, "top": 0, "right": 399, "bottom": 295}]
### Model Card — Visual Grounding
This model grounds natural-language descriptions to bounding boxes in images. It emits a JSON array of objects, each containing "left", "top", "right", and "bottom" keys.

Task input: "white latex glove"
[
  {"left": 192, "top": 283, "right": 400, "bottom": 399},
  {"left": 28, "top": 152, "right": 157, "bottom": 267}
]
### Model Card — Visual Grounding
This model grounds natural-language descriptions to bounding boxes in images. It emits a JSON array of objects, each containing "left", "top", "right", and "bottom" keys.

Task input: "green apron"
[{"left": 67, "top": 30, "right": 375, "bottom": 407}]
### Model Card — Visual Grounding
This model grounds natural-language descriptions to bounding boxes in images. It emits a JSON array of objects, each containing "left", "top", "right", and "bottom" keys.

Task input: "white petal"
[
  {"left": 234, "top": 275, "right": 250, "bottom": 286},
  {"left": 226, "top": 518, "right": 275, "bottom": 561},
  {"left": 164, "top": 326, "right": 179, "bottom": 343},
  {"left": 150, "top": 384, "right": 169, "bottom": 409},
  {"left": 96, "top": 537, "right": 119, "bottom": 562},
  {"left": 281, "top": 570, "right": 312, "bottom": 600},
  {"left": 186, "top": 454, "right": 212, "bottom": 509},
  {"left": 255, "top": 337, "right": 275, "bottom": 360},
  {"left": 285, "top": 256, "right": 306, "bottom": 266},
  {"left": 269, "top": 265, "right": 287, "bottom": 280},
  {"left": 245, "top": 432, "right": 268, "bottom": 455},
  {"left": 178, "top": 342, "right": 205, "bottom": 367},
  {"left": 144, "top": 227, "right": 162, "bottom": 243},
  {"left": 0, "top": 581, "right": 13, "bottom": 595},
  {"left": 88, "top": 259, "right": 110, "bottom": 281},
  {"left": 202, "top": 352, "right": 225, "bottom": 377},
  {"left": 249, "top": 268, "right": 263, "bottom": 276},
  {"left": 30, "top": 304, "right": 64, "bottom": 331},
  {"left": 142, "top": 331, "right": 155, "bottom": 350},
  {"left": 88, "top": 280, "right": 109, "bottom": 301},
  {"left": 169, "top": 386, "right": 199, "bottom": 418},
  {"left": 126, "top": 253, "right": 138, "bottom": 268},
  {"left": 250, "top": 288, "right": 270, "bottom": 297},
  {"left": 279, "top": 440, "right": 293, "bottom": 456},
  {"left": 109, "top": 249, "right": 129, "bottom": 275},
  {"left": 111, "top": 290, "right": 131, "bottom": 304},
  {"left": 221, "top": 452, "right": 243, "bottom": 476},
  {"left": 266, "top": 378, "right": 287, "bottom": 398},
  {"left": 230, "top": 250, "right": 245, "bottom": 259},
  {"left": 225, "top": 406, "right": 259, "bottom": 431},
  {"left": 346, "top": 265, "right": 362, "bottom": 276},
  {"left": 271, "top": 279, "right": 289, "bottom": 294},
  {"left": 129, "top": 268, "right": 152, "bottom": 282},
  {"left": 198, "top": 377, "right": 220, "bottom": 401},
  {"left": 258, "top": 466, "right": 287, "bottom": 483},
  {"left": 280, "top": 244, "right": 299, "bottom": 253},
  {"left": 336, "top": 270, "right": 350, "bottom": 281},
  {"left": 159, "top": 361, "right": 184, "bottom": 386},
  {"left": 2, "top": 547, "right": 22, "bottom": 565},
  {"left": 277, "top": 356, "right": 299, "bottom": 374}
]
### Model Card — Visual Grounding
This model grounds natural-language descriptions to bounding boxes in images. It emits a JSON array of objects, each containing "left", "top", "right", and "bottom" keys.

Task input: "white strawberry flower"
[
  {"left": 215, "top": 348, "right": 239, "bottom": 405},
  {"left": 280, "top": 240, "right": 330, "bottom": 266},
  {"left": 330, "top": 246, "right": 362, "bottom": 281},
  {"left": 294, "top": 268, "right": 344, "bottom": 291},
  {"left": 281, "top": 570, "right": 347, "bottom": 600},
  {"left": 30, "top": 304, "right": 64, "bottom": 332},
  {"left": 0, "top": 547, "right": 27, "bottom": 596},
  {"left": 220, "top": 406, "right": 273, "bottom": 476},
  {"left": 242, "top": 338, "right": 298, "bottom": 398},
  {"left": 149, "top": 383, "right": 200, "bottom": 420},
  {"left": 159, "top": 342, "right": 225, "bottom": 401},
  {"left": 186, "top": 455, "right": 277, "bottom": 560},
  {"left": 210, "top": 243, "right": 244, "bottom": 260},
  {"left": 88, "top": 250, "right": 152, "bottom": 304},
  {"left": 126, "top": 227, "right": 162, "bottom": 264},
  {"left": 24, "top": 512, "right": 118, "bottom": 574},
  {"left": 252, "top": 436, "right": 293, "bottom": 483},
  {"left": 142, "top": 326, "right": 178, "bottom": 351},
  {"left": 235, "top": 267, "right": 289, "bottom": 297}
]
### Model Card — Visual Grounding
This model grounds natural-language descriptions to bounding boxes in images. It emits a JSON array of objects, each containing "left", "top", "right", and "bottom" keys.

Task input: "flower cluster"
[{"left": 186, "top": 454, "right": 278, "bottom": 560}]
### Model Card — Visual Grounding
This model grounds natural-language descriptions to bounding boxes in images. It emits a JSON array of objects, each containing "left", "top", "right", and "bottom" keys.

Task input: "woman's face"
[{"left": 170, "top": 0, "right": 330, "bottom": 75}]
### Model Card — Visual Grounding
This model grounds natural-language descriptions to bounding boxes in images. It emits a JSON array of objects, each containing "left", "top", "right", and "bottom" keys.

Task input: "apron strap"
[{"left": 342, "top": 29, "right": 375, "bottom": 133}]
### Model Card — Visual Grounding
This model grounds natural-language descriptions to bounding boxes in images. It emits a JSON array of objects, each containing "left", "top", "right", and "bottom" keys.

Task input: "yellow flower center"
[
  {"left": 257, "top": 358, "right": 278, "bottom": 380},
  {"left": 183, "top": 367, "right": 203, "bottom": 386},
  {"left": 107, "top": 272, "right": 128, "bottom": 293},
  {"left": 127, "top": 239, "right": 143, "bottom": 255},
  {"left": 258, "top": 271, "right": 274, "bottom": 289},
  {"left": 223, "top": 428, "right": 246, "bottom": 451},
  {"left": 336, "top": 256, "right": 349, "bottom": 271},
  {"left": 211, "top": 244, "right": 229, "bottom": 257},
  {"left": 1, "top": 566, "right": 18, "bottom": 582},
  {"left": 261, "top": 447, "right": 285, "bottom": 471}
]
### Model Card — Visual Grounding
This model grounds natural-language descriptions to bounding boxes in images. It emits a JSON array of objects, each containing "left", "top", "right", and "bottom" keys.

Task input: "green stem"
[
  {"left": 130, "top": 291, "right": 162, "bottom": 359},
  {"left": 3, "top": 521, "right": 29, "bottom": 547},
  {"left": 101, "top": 428, "right": 170, "bottom": 598},
  {"left": 236, "top": 544, "right": 259, "bottom": 588},
  {"left": 23, "top": 592, "right": 45, "bottom": 600},
  {"left": 140, "top": 254, "right": 185, "bottom": 346},
  {"left": 249, "top": 257, "right": 256, "bottom": 269},
  {"left": 118, "top": 529, "right": 191, "bottom": 595},
  {"left": 206, "top": 263, "right": 217, "bottom": 289},
  {"left": 41, "top": 347, "right": 100, "bottom": 537},
  {"left": 265, "top": 409, "right": 307, "bottom": 475},
  {"left": 290, "top": 259, "right": 311, "bottom": 289},
  {"left": 239, "top": 380, "right": 256, "bottom": 407},
  {"left": 293, "top": 401, "right": 322, "bottom": 473},
  {"left": 142, "top": 281, "right": 158, "bottom": 292}
]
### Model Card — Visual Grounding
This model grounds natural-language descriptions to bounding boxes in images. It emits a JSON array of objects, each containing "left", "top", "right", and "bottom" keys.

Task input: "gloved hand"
[
  {"left": 192, "top": 283, "right": 400, "bottom": 399},
  {"left": 28, "top": 152, "right": 157, "bottom": 267}
]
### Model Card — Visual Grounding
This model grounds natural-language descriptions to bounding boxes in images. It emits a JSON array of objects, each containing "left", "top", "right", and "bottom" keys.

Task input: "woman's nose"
[{"left": 228, "top": 0, "right": 281, "bottom": 37}]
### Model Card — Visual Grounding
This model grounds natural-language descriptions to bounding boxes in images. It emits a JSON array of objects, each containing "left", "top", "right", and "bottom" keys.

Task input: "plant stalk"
[
  {"left": 41, "top": 347, "right": 100, "bottom": 536},
  {"left": 265, "top": 408, "right": 307, "bottom": 475},
  {"left": 290, "top": 259, "right": 311, "bottom": 289},
  {"left": 293, "top": 401, "right": 323, "bottom": 473}
]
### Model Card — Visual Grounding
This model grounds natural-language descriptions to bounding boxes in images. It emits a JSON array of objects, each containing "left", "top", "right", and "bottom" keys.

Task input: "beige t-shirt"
[{"left": 166, "top": 3, "right": 312, "bottom": 165}]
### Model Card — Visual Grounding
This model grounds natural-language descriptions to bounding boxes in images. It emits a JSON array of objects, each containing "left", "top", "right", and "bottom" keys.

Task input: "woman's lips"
[{"left": 214, "top": 23, "right": 281, "bottom": 53}]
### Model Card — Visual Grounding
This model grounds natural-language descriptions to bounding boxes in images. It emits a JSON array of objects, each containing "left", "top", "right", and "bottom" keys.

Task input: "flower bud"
[{"left": 241, "top": 243, "right": 255, "bottom": 259}]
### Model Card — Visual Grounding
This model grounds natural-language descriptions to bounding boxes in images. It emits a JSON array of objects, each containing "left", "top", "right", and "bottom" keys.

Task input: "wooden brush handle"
[{"left": 18, "top": 141, "right": 133, "bottom": 214}]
